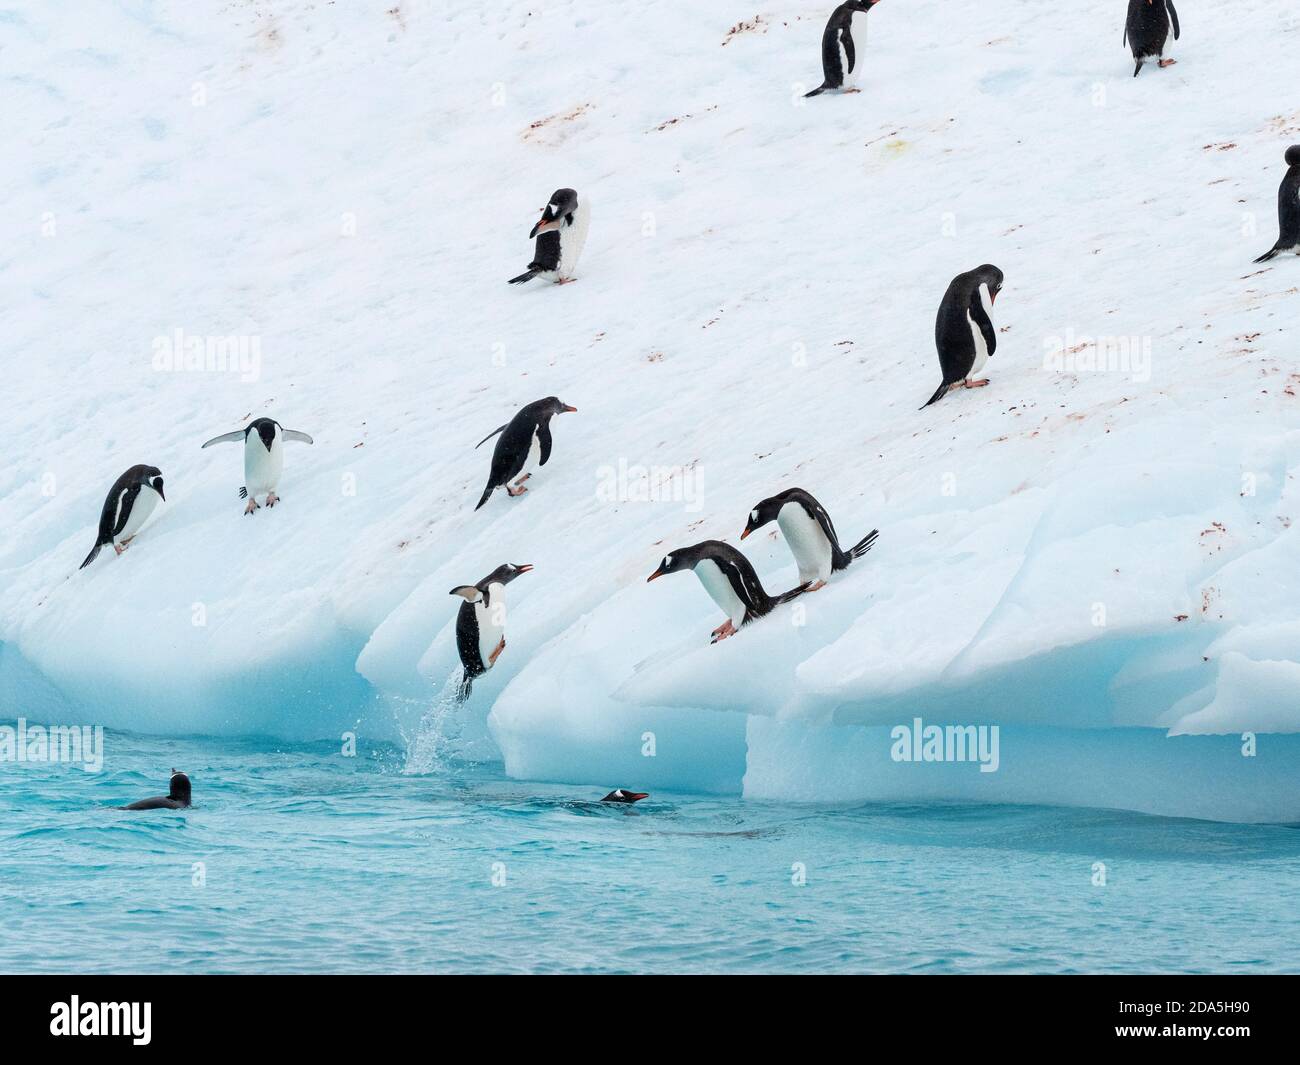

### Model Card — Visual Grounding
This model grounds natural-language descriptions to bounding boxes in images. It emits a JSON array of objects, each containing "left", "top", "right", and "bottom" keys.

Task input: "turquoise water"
[{"left": 2, "top": 730, "right": 1298, "bottom": 974}]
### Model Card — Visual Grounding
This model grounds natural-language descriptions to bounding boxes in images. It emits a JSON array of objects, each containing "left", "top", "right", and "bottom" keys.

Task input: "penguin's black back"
[
  {"left": 695, "top": 540, "right": 801, "bottom": 621},
  {"left": 1125, "top": 0, "right": 1174, "bottom": 60},
  {"left": 934, "top": 275, "right": 985, "bottom": 384},
  {"left": 455, "top": 599, "right": 486, "bottom": 678}
]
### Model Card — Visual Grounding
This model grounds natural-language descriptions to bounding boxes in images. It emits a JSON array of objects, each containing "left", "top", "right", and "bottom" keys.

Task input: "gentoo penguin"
[
  {"left": 1125, "top": 0, "right": 1180, "bottom": 77},
  {"left": 922, "top": 264, "right": 1004, "bottom": 409},
  {"left": 646, "top": 541, "right": 806, "bottom": 643},
  {"left": 804, "top": 0, "right": 881, "bottom": 98},
  {"left": 449, "top": 563, "right": 533, "bottom": 700},
  {"left": 201, "top": 417, "right": 314, "bottom": 515},
  {"left": 79, "top": 464, "right": 165, "bottom": 569},
  {"left": 601, "top": 789, "right": 649, "bottom": 804},
  {"left": 474, "top": 397, "right": 577, "bottom": 510},
  {"left": 120, "top": 770, "right": 191, "bottom": 811},
  {"left": 741, "top": 488, "right": 878, "bottom": 591},
  {"left": 508, "top": 188, "right": 591, "bottom": 285},
  {"left": 1254, "top": 146, "right": 1300, "bottom": 263}
]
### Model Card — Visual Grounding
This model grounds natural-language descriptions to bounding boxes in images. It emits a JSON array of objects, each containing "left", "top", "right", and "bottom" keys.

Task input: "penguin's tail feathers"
[
  {"left": 804, "top": 84, "right": 828, "bottom": 98},
  {"left": 79, "top": 541, "right": 103, "bottom": 570},
  {"left": 848, "top": 528, "right": 879, "bottom": 561},
  {"left": 239, "top": 486, "right": 248, "bottom": 499},
  {"left": 508, "top": 270, "right": 537, "bottom": 285},
  {"left": 475, "top": 484, "right": 495, "bottom": 511},
  {"left": 773, "top": 585, "right": 808, "bottom": 607},
  {"left": 457, "top": 672, "right": 474, "bottom": 703},
  {"left": 1254, "top": 246, "right": 1280, "bottom": 264},
  {"left": 1133, "top": 62, "right": 1142, "bottom": 78},
  {"left": 921, "top": 381, "right": 951, "bottom": 409}
]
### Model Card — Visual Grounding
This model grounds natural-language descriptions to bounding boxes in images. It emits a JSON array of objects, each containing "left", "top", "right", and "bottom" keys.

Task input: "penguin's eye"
[
  {"left": 663, "top": 555, "right": 672, "bottom": 568},
  {"left": 751, "top": 510, "right": 758, "bottom": 522}
]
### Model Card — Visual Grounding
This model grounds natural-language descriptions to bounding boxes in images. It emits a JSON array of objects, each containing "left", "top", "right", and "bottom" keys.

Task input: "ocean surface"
[{"left": 2, "top": 730, "right": 1298, "bottom": 974}]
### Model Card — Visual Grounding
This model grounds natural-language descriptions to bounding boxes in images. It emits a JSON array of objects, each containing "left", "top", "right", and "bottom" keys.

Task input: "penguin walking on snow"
[
  {"left": 1125, "top": 0, "right": 1179, "bottom": 77},
  {"left": 805, "top": 1, "right": 882, "bottom": 98},
  {"left": 1254, "top": 146, "right": 1300, "bottom": 263},
  {"left": 201, "top": 417, "right": 314, "bottom": 514},
  {"left": 474, "top": 397, "right": 577, "bottom": 510},
  {"left": 508, "top": 188, "right": 591, "bottom": 285},
  {"left": 741, "top": 488, "right": 878, "bottom": 591},
  {"left": 449, "top": 563, "right": 533, "bottom": 700},
  {"left": 646, "top": 541, "right": 806, "bottom": 643},
  {"left": 922, "top": 264, "right": 1004, "bottom": 409},
  {"left": 80, "top": 464, "right": 165, "bottom": 569}
]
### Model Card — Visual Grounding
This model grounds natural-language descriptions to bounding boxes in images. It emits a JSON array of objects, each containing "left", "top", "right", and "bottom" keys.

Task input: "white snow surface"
[{"left": 3, "top": 1, "right": 1300, "bottom": 818}]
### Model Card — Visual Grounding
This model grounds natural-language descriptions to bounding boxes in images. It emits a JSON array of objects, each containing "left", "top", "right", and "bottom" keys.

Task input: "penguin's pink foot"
[
  {"left": 113, "top": 543, "right": 127, "bottom": 556},
  {"left": 265, "top": 492, "right": 279, "bottom": 508},
  {"left": 843, "top": 87, "right": 862, "bottom": 94},
  {"left": 555, "top": 278, "right": 577, "bottom": 285},
  {"left": 488, "top": 637, "right": 506, "bottom": 666},
  {"left": 512, "top": 473, "right": 532, "bottom": 487},
  {"left": 244, "top": 498, "right": 260, "bottom": 515},
  {"left": 964, "top": 378, "right": 990, "bottom": 388},
  {"left": 805, "top": 579, "right": 827, "bottom": 592},
  {"left": 710, "top": 620, "right": 737, "bottom": 643},
  {"left": 506, "top": 483, "right": 528, "bottom": 497},
  {"left": 1158, "top": 58, "right": 1176, "bottom": 68}
]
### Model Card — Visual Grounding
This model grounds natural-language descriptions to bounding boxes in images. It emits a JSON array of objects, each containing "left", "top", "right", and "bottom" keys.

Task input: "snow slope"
[{"left": 3, "top": 1, "right": 1299, "bottom": 819}]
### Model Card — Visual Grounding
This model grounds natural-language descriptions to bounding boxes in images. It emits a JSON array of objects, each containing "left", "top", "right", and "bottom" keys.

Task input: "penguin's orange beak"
[
  {"left": 531, "top": 214, "right": 560, "bottom": 238},
  {"left": 562, "top": 404, "right": 577, "bottom": 413},
  {"left": 517, "top": 564, "right": 534, "bottom": 573},
  {"left": 646, "top": 567, "right": 665, "bottom": 582},
  {"left": 739, "top": 527, "right": 751, "bottom": 540},
  {"left": 625, "top": 792, "right": 649, "bottom": 802}
]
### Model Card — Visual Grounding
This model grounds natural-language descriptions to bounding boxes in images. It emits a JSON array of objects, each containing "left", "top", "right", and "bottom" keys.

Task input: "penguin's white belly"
[
  {"left": 245, "top": 439, "right": 283, "bottom": 498},
  {"left": 517, "top": 432, "right": 543, "bottom": 480},
  {"left": 114, "top": 485, "right": 161, "bottom": 545},
  {"left": 476, "top": 583, "right": 507, "bottom": 670},
  {"left": 694, "top": 560, "right": 747, "bottom": 627},
  {"left": 967, "top": 311, "right": 990, "bottom": 377},
  {"left": 778, "top": 505, "right": 834, "bottom": 584},
  {"left": 556, "top": 200, "right": 591, "bottom": 280}
]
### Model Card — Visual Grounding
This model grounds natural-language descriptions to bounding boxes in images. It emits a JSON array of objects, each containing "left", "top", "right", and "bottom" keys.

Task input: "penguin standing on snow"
[
  {"left": 922, "top": 264, "right": 1004, "bottom": 409},
  {"left": 741, "top": 488, "right": 878, "bottom": 591},
  {"left": 508, "top": 188, "right": 591, "bottom": 285},
  {"left": 449, "top": 563, "right": 533, "bottom": 700},
  {"left": 120, "top": 770, "right": 191, "bottom": 811},
  {"left": 79, "top": 464, "right": 165, "bottom": 569},
  {"left": 805, "top": 1, "right": 882, "bottom": 98},
  {"left": 201, "top": 417, "right": 314, "bottom": 515},
  {"left": 646, "top": 541, "right": 806, "bottom": 643},
  {"left": 1254, "top": 146, "right": 1300, "bottom": 263},
  {"left": 474, "top": 397, "right": 577, "bottom": 510},
  {"left": 1125, "top": 0, "right": 1180, "bottom": 77}
]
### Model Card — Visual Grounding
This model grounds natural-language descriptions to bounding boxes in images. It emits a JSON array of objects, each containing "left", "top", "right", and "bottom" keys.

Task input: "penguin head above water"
[
  {"left": 136, "top": 465, "right": 165, "bottom": 502},
  {"left": 601, "top": 789, "right": 649, "bottom": 804},
  {"left": 740, "top": 494, "right": 788, "bottom": 540},
  {"left": 645, "top": 545, "right": 706, "bottom": 582},
  {"left": 168, "top": 769, "right": 191, "bottom": 805},
  {"left": 1286, "top": 145, "right": 1300, "bottom": 167},
  {"left": 530, "top": 189, "right": 580, "bottom": 238}
]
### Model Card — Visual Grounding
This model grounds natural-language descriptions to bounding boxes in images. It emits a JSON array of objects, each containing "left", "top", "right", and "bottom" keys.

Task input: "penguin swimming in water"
[
  {"left": 201, "top": 417, "right": 314, "bottom": 515},
  {"left": 741, "top": 488, "right": 878, "bottom": 591},
  {"left": 474, "top": 397, "right": 577, "bottom": 510},
  {"left": 601, "top": 789, "right": 649, "bottom": 804},
  {"left": 646, "top": 541, "right": 806, "bottom": 643},
  {"left": 120, "top": 770, "right": 191, "bottom": 811},
  {"left": 805, "top": 0, "right": 881, "bottom": 98},
  {"left": 449, "top": 563, "right": 533, "bottom": 701},
  {"left": 508, "top": 188, "right": 591, "bottom": 285},
  {"left": 922, "top": 264, "right": 1004, "bottom": 409},
  {"left": 1125, "top": 0, "right": 1179, "bottom": 77},
  {"left": 1254, "top": 146, "right": 1300, "bottom": 263},
  {"left": 79, "top": 464, "right": 165, "bottom": 569}
]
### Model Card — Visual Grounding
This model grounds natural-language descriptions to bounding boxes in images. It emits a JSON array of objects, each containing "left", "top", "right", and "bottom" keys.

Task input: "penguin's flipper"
[
  {"left": 1167, "top": 0, "right": 1180, "bottom": 40},
  {"left": 921, "top": 381, "right": 951, "bottom": 409},
  {"left": 804, "top": 85, "right": 827, "bottom": 98},
  {"left": 848, "top": 529, "right": 879, "bottom": 561},
  {"left": 282, "top": 429, "right": 314, "bottom": 444},
  {"left": 1254, "top": 246, "right": 1280, "bottom": 264},
  {"left": 79, "top": 541, "right": 104, "bottom": 570},
  {"left": 449, "top": 585, "right": 483, "bottom": 603},
  {"left": 508, "top": 270, "right": 537, "bottom": 285},
  {"left": 475, "top": 424, "right": 509, "bottom": 450},
  {"left": 201, "top": 430, "right": 246, "bottom": 448}
]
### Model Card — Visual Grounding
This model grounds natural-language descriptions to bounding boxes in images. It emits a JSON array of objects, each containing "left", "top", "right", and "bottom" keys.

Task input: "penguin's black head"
[
  {"left": 1286, "top": 145, "right": 1300, "bottom": 167},
  {"left": 601, "top": 789, "right": 650, "bottom": 804},
  {"left": 974, "top": 264, "right": 1004, "bottom": 305},
  {"left": 540, "top": 396, "right": 578, "bottom": 419},
  {"left": 139, "top": 465, "right": 165, "bottom": 502},
  {"left": 168, "top": 770, "right": 191, "bottom": 804},
  {"left": 646, "top": 547, "right": 697, "bottom": 582},
  {"left": 848, "top": 0, "right": 880, "bottom": 10},
  {"left": 485, "top": 562, "right": 533, "bottom": 587},
  {"left": 530, "top": 188, "right": 579, "bottom": 238},
  {"left": 253, "top": 418, "right": 278, "bottom": 452},
  {"left": 740, "top": 496, "right": 785, "bottom": 540}
]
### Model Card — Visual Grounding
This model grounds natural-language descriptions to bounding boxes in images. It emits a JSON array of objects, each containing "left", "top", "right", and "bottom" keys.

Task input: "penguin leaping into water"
[
  {"left": 805, "top": 1, "right": 882, "bottom": 98},
  {"left": 508, "top": 188, "right": 591, "bottom": 285},
  {"left": 474, "top": 397, "right": 577, "bottom": 510},
  {"left": 80, "top": 464, "right": 165, "bottom": 569},
  {"left": 449, "top": 563, "right": 533, "bottom": 701},
  {"left": 922, "top": 264, "right": 1004, "bottom": 409},
  {"left": 201, "top": 417, "right": 314, "bottom": 515},
  {"left": 1254, "top": 146, "right": 1300, "bottom": 263},
  {"left": 741, "top": 488, "right": 878, "bottom": 592},
  {"left": 646, "top": 541, "right": 806, "bottom": 643},
  {"left": 1125, "top": 0, "right": 1179, "bottom": 77}
]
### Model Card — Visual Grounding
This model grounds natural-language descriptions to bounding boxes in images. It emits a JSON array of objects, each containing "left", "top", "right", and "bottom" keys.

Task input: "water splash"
[{"left": 402, "top": 671, "right": 468, "bottom": 775}]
